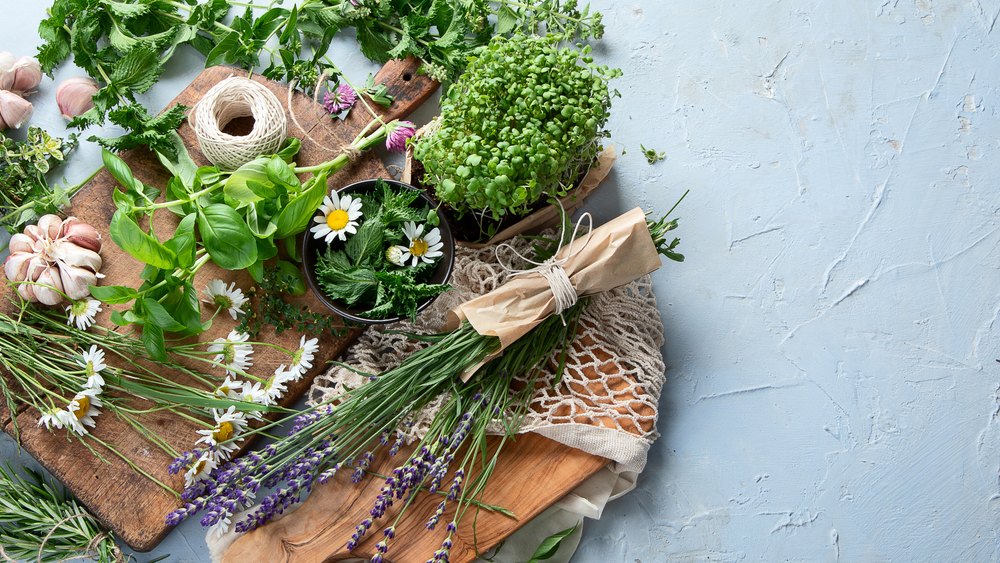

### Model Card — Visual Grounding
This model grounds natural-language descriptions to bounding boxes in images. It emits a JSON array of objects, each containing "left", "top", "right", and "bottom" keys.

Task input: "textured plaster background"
[{"left": 4, "top": 0, "right": 1000, "bottom": 561}]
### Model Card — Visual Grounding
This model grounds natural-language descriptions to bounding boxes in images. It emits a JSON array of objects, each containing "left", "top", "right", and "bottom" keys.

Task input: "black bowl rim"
[{"left": 300, "top": 178, "right": 455, "bottom": 325}]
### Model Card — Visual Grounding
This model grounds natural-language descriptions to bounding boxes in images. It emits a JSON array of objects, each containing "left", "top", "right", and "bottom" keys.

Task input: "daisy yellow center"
[
  {"left": 70, "top": 300, "right": 89, "bottom": 316},
  {"left": 222, "top": 343, "right": 235, "bottom": 365},
  {"left": 194, "top": 459, "right": 207, "bottom": 474},
  {"left": 327, "top": 209, "right": 350, "bottom": 230},
  {"left": 410, "top": 238, "right": 429, "bottom": 257},
  {"left": 213, "top": 421, "right": 234, "bottom": 442},
  {"left": 218, "top": 385, "right": 230, "bottom": 395},
  {"left": 213, "top": 295, "right": 234, "bottom": 309},
  {"left": 291, "top": 349, "right": 303, "bottom": 364},
  {"left": 70, "top": 396, "right": 90, "bottom": 419}
]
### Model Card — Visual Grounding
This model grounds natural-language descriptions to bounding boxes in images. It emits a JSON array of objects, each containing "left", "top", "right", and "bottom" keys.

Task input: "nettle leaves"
[{"left": 97, "top": 137, "right": 321, "bottom": 357}]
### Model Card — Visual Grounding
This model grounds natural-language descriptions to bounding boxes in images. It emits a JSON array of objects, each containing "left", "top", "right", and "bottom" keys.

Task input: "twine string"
[
  {"left": 497, "top": 200, "right": 594, "bottom": 320},
  {"left": 193, "top": 76, "right": 287, "bottom": 170}
]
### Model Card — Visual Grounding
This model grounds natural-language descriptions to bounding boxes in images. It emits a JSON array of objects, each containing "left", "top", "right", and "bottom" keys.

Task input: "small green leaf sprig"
[
  {"left": 413, "top": 33, "right": 622, "bottom": 232},
  {"left": 313, "top": 179, "right": 450, "bottom": 320},
  {"left": 640, "top": 143, "right": 665, "bottom": 164},
  {"left": 236, "top": 261, "right": 353, "bottom": 339}
]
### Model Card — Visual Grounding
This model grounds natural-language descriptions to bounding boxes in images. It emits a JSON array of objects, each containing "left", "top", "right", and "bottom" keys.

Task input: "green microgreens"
[
  {"left": 640, "top": 143, "right": 666, "bottom": 164},
  {"left": 413, "top": 33, "right": 622, "bottom": 237}
]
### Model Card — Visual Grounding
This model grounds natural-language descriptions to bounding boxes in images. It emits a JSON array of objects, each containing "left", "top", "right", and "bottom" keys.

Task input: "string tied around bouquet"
[{"left": 497, "top": 211, "right": 594, "bottom": 323}]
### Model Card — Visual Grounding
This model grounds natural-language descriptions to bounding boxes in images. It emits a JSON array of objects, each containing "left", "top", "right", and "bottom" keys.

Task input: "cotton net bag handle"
[{"left": 192, "top": 76, "right": 287, "bottom": 170}]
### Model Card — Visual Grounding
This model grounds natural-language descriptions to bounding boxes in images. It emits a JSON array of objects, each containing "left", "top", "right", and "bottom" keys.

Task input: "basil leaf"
[
  {"left": 142, "top": 297, "right": 186, "bottom": 332},
  {"left": 206, "top": 31, "right": 238, "bottom": 67},
  {"left": 164, "top": 213, "right": 197, "bottom": 268},
  {"left": 273, "top": 170, "right": 327, "bottom": 239},
  {"left": 198, "top": 204, "right": 258, "bottom": 270},
  {"left": 247, "top": 202, "right": 278, "bottom": 238},
  {"left": 266, "top": 155, "right": 300, "bottom": 190},
  {"left": 141, "top": 322, "right": 168, "bottom": 362},
  {"left": 102, "top": 148, "right": 140, "bottom": 191},
  {"left": 109, "top": 209, "right": 177, "bottom": 269},
  {"left": 156, "top": 131, "right": 198, "bottom": 190},
  {"left": 224, "top": 157, "right": 271, "bottom": 202},
  {"left": 277, "top": 138, "right": 301, "bottom": 163},
  {"left": 88, "top": 285, "right": 139, "bottom": 304}
]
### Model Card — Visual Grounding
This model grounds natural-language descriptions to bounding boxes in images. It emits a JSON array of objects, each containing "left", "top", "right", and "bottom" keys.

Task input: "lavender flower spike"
[
  {"left": 324, "top": 84, "right": 357, "bottom": 114},
  {"left": 385, "top": 120, "right": 416, "bottom": 153}
]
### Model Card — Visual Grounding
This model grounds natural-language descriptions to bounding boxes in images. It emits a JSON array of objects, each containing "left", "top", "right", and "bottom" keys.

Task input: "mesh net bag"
[{"left": 307, "top": 233, "right": 666, "bottom": 474}]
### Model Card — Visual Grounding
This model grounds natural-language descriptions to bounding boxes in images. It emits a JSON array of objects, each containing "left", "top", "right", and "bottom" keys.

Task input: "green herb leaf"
[
  {"left": 526, "top": 522, "right": 579, "bottom": 562},
  {"left": 88, "top": 284, "right": 139, "bottom": 304},
  {"left": 345, "top": 217, "right": 384, "bottom": 264},
  {"left": 197, "top": 204, "right": 258, "bottom": 270},
  {"left": 109, "top": 209, "right": 178, "bottom": 269},
  {"left": 273, "top": 170, "right": 327, "bottom": 239}
]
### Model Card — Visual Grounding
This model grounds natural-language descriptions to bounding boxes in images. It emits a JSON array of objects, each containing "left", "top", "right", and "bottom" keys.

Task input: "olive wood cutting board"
[{"left": 0, "top": 57, "right": 437, "bottom": 551}]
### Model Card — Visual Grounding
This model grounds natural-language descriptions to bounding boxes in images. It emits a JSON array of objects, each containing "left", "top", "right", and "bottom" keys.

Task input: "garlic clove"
[
  {"left": 59, "top": 217, "right": 102, "bottom": 253},
  {"left": 37, "top": 214, "right": 63, "bottom": 241},
  {"left": 4, "top": 252, "right": 33, "bottom": 284},
  {"left": 0, "top": 51, "right": 14, "bottom": 91},
  {"left": 59, "top": 263, "right": 97, "bottom": 301},
  {"left": 51, "top": 240, "right": 102, "bottom": 272},
  {"left": 10, "top": 57, "right": 41, "bottom": 93},
  {"left": 56, "top": 77, "right": 99, "bottom": 120},
  {"left": 17, "top": 256, "right": 49, "bottom": 303},
  {"left": 24, "top": 224, "right": 46, "bottom": 243},
  {"left": 8, "top": 233, "right": 36, "bottom": 254},
  {"left": 34, "top": 266, "right": 66, "bottom": 306},
  {"left": 0, "top": 89, "right": 33, "bottom": 130}
]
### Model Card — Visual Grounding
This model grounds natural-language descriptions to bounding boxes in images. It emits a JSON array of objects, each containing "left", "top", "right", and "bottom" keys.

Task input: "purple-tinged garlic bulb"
[
  {"left": 0, "top": 89, "right": 32, "bottom": 130},
  {"left": 56, "top": 77, "right": 98, "bottom": 119},
  {"left": 10, "top": 56, "right": 41, "bottom": 92},
  {"left": 4, "top": 215, "right": 104, "bottom": 306}
]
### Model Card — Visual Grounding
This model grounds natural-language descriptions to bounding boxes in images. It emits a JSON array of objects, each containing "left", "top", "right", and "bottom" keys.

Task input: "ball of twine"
[{"left": 193, "top": 76, "right": 287, "bottom": 170}]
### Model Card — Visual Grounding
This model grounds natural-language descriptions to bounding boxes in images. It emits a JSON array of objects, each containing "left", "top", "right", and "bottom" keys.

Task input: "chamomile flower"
[
  {"left": 213, "top": 376, "right": 242, "bottom": 400},
  {"left": 290, "top": 336, "right": 319, "bottom": 376},
  {"left": 262, "top": 367, "right": 290, "bottom": 406},
  {"left": 37, "top": 408, "right": 67, "bottom": 431},
  {"left": 386, "top": 245, "right": 407, "bottom": 267},
  {"left": 65, "top": 388, "right": 102, "bottom": 435},
  {"left": 207, "top": 331, "right": 254, "bottom": 376},
  {"left": 207, "top": 511, "right": 233, "bottom": 539},
  {"left": 77, "top": 345, "right": 107, "bottom": 390},
  {"left": 239, "top": 380, "right": 267, "bottom": 420},
  {"left": 184, "top": 451, "right": 218, "bottom": 488},
  {"left": 196, "top": 406, "right": 249, "bottom": 459},
  {"left": 202, "top": 280, "right": 249, "bottom": 320},
  {"left": 311, "top": 193, "right": 363, "bottom": 243},
  {"left": 399, "top": 221, "right": 444, "bottom": 266},
  {"left": 66, "top": 298, "right": 101, "bottom": 330}
]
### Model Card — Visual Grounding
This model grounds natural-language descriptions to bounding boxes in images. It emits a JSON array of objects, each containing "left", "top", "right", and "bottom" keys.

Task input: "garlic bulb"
[
  {"left": 56, "top": 77, "right": 99, "bottom": 119},
  {"left": 0, "top": 89, "right": 32, "bottom": 130},
  {"left": 4, "top": 215, "right": 104, "bottom": 306},
  {"left": 0, "top": 51, "right": 15, "bottom": 91},
  {"left": 10, "top": 56, "right": 41, "bottom": 92}
]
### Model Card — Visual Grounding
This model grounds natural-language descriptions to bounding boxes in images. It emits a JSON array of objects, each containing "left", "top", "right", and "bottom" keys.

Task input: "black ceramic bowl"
[{"left": 301, "top": 179, "right": 455, "bottom": 324}]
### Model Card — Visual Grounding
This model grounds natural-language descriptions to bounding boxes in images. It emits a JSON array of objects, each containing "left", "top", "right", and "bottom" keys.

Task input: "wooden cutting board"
[{"left": 0, "top": 58, "right": 437, "bottom": 551}]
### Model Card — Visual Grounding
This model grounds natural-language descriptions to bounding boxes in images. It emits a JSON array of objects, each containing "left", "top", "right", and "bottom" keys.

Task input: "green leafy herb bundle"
[
  {"left": 413, "top": 33, "right": 621, "bottom": 236},
  {"left": 38, "top": 0, "right": 604, "bottom": 153},
  {"left": 314, "top": 179, "right": 450, "bottom": 320},
  {"left": 0, "top": 462, "right": 123, "bottom": 563}
]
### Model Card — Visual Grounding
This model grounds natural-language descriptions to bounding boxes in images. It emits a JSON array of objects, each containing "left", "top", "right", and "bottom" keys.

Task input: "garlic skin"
[
  {"left": 0, "top": 51, "right": 15, "bottom": 91},
  {"left": 3, "top": 215, "right": 105, "bottom": 306},
  {"left": 0, "top": 89, "right": 33, "bottom": 130},
  {"left": 56, "top": 77, "right": 99, "bottom": 119},
  {"left": 10, "top": 57, "right": 41, "bottom": 92}
]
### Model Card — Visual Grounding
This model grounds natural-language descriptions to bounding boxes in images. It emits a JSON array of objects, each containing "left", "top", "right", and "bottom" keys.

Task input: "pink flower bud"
[
  {"left": 56, "top": 77, "right": 99, "bottom": 119},
  {"left": 0, "top": 89, "right": 33, "bottom": 130},
  {"left": 0, "top": 51, "right": 15, "bottom": 91},
  {"left": 10, "top": 57, "right": 41, "bottom": 92}
]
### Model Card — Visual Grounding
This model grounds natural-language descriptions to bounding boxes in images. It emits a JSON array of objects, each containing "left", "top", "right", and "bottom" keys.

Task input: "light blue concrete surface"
[{"left": 5, "top": 1, "right": 1000, "bottom": 561}]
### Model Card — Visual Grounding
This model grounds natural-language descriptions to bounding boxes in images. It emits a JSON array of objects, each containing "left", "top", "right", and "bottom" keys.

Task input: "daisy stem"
[{"left": 86, "top": 435, "right": 179, "bottom": 497}]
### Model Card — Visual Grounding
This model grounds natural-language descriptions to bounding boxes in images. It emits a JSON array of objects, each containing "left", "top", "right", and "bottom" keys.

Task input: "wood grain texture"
[
  {"left": 222, "top": 433, "right": 608, "bottom": 563},
  {"left": 0, "top": 60, "right": 438, "bottom": 552}
]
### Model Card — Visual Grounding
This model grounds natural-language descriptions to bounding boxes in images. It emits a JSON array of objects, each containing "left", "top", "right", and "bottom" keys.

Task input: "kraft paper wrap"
[{"left": 446, "top": 207, "right": 662, "bottom": 379}]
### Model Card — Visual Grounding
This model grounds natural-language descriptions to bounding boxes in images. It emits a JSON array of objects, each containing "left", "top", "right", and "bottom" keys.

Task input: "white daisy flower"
[
  {"left": 207, "top": 331, "right": 254, "bottom": 376},
  {"left": 66, "top": 298, "right": 102, "bottom": 330},
  {"left": 213, "top": 376, "right": 243, "bottom": 400},
  {"left": 183, "top": 451, "right": 218, "bottom": 488},
  {"left": 386, "top": 245, "right": 407, "bottom": 267},
  {"left": 201, "top": 280, "right": 249, "bottom": 320},
  {"left": 290, "top": 336, "right": 319, "bottom": 376},
  {"left": 195, "top": 406, "right": 249, "bottom": 459},
  {"left": 65, "top": 388, "right": 103, "bottom": 435},
  {"left": 207, "top": 511, "right": 233, "bottom": 539},
  {"left": 77, "top": 345, "right": 107, "bottom": 390},
  {"left": 310, "top": 193, "right": 363, "bottom": 243},
  {"left": 262, "top": 367, "right": 290, "bottom": 406},
  {"left": 399, "top": 221, "right": 444, "bottom": 266},
  {"left": 37, "top": 408, "right": 67, "bottom": 431},
  {"left": 239, "top": 380, "right": 267, "bottom": 420}
]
